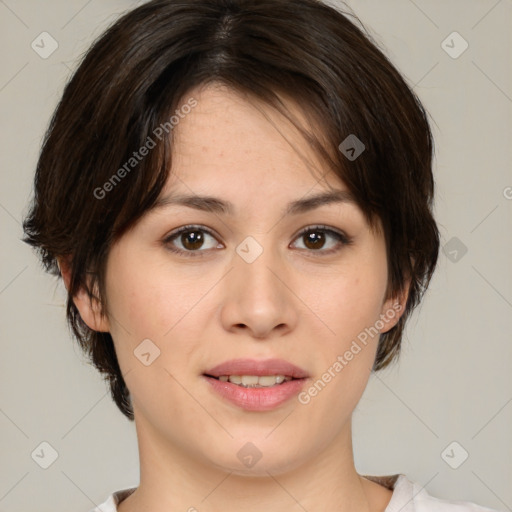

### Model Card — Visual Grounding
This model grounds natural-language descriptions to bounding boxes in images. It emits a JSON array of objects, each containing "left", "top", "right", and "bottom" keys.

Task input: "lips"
[
  {"left": 204, "top": 358, "right": 309, "bottom": 379},
  {"left": 203, "top": 358, "right": 310, "bottom": 411}
]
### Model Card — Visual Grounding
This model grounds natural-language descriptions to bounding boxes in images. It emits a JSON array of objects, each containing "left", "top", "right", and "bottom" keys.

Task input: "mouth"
[
  {"left": 202, "top": 358, "right": 309, "bottom": 411},
  {"left": 203, "top": 373, "right": 300, "bottom": 388}
]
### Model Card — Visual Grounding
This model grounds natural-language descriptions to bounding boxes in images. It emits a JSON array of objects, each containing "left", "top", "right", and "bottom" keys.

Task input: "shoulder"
[
  {"left": 87, "top": 487, "right": 137, "bottom": 512},
  {"left": 388, "top": 474, "right": 503, "bottom": 512}
]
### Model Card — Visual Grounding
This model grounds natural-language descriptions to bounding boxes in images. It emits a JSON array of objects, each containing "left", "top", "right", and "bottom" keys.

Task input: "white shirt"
[{"left": 88, "top": 474, "right": 503, "bottom": 512}]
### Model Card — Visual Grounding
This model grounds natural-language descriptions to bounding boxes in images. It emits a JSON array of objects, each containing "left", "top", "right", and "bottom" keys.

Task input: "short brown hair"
[{"left": 23, "top": 0, "right": 440, "bottom": 421}]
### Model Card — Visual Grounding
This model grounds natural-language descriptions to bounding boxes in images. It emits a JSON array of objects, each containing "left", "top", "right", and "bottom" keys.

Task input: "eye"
[
  {"left": 163, "top": 224, "right": 353, "bottom": 259},
  {"left": 291, "top": 225, "right": 353, "bottom": 255},
  {"left": 163, "top": 225, "right": 222, "bottom": 257}
]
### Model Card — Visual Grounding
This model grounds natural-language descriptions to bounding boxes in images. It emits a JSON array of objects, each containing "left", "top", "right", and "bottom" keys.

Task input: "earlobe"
[
  {"left": 57, "top": 257, "right": 110, "bottom": 333},
  {"left": 379, "top": 280, "right": 410, "bottom": 334}
]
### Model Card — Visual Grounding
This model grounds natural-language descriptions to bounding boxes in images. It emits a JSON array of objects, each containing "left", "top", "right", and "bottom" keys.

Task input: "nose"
[{"left": 219, "top": 241, "right": 298, "bottom": 339}]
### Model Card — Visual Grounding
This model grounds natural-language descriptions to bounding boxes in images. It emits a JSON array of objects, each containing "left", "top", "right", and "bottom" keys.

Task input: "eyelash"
[{"left": 162, "top": 224, "right": 353, "bottom": 259}]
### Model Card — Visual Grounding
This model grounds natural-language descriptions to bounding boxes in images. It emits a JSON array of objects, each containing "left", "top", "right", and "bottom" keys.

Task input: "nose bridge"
[{"left": 234, "top": 234, "right": 283, "bottom": 304}]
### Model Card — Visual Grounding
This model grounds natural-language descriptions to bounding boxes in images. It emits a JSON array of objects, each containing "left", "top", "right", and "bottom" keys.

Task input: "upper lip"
[{"left": 204, "top": 358, "right": 309, "bottom": 379}]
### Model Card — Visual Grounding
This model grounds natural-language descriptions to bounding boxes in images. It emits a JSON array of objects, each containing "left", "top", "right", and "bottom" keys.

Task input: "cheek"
[
  {"left": 104, "top": 248, "right": 217, "bottom": 374},
  {"left": 301, "top": 249, "right": 388, "bottom": 403},
  {"left": 299, "top": 274, "right": 385, "bottom": 422},
  {"left": 105, "top": 257, "right": 164, "bottom": 336},
  {"left": 313, "top": 264, "right": 388, "bottom": 342},
  {"left": 105, "top": 249, "right": 191, "bottom": 338},
  {"left": 103, "top": 252, "right": 207, "bottom": 413}
]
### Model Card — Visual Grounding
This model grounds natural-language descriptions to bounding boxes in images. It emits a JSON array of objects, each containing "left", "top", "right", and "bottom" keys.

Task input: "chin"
[{"left": 206, "top": 437, "right": 308, "bottom": 477}]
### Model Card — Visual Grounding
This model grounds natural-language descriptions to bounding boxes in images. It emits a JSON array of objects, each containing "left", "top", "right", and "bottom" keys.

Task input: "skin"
[{"left": 61, "top": 82, "right": 409, "bottom": 512}]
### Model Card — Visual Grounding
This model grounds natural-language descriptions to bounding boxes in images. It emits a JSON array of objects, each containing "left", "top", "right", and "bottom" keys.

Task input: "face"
[{"left": 75, "top": 83, "right": 405, "bottom": 476}]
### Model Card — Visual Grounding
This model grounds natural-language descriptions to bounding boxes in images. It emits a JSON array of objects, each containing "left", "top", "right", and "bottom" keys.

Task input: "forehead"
[{"left": 165, "top": 82, "right": 344, "bottom": 195}]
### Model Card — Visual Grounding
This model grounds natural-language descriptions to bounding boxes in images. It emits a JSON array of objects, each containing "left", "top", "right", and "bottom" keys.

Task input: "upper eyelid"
[
  {"left": 165, "top": 224, "right": 218, "bottom": 241},
  {"left": 292, "top": 224, "right": 347, "bottom": 239}
]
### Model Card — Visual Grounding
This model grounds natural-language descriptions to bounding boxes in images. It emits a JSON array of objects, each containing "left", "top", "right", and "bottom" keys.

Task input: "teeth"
[
  {"left": 242, "top": 375, "right": 259, "bottom": 386},
  {"left": 217, "top": 375, "right": 292, "bottom": 387}
]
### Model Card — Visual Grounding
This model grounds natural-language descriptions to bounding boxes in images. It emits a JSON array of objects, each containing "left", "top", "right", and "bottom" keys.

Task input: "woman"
[{"left": 22, "top": 0, "right": 500, "bottom": 511}]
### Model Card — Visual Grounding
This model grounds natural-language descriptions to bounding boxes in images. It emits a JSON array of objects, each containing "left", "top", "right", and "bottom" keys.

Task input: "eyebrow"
[{"left": 152, "top": 189, "right": 356, "bottom": 216}]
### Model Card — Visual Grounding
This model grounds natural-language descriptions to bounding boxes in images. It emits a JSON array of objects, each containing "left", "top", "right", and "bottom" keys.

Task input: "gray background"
[{"left": 1, "top": 1, "right": 511, "bottom": 511}]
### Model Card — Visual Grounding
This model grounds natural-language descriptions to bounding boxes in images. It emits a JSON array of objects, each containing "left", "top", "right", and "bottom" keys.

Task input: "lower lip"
[{"left": 203, "top": 376, "right": 307, "bottom": 411}]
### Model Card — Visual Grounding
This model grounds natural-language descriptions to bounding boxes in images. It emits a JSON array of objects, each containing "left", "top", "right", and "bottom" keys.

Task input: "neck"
[{"left": 118, "top": 415, "right": 388, "bottom": 512}]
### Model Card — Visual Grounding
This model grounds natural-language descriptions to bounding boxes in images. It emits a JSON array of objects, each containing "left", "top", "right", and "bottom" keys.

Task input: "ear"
[
  {"left": 58, "top": 257, "right": 110, "bottom": 332},
  {"left": 378, "top": 278, "right": 411, "bottom": 334}
]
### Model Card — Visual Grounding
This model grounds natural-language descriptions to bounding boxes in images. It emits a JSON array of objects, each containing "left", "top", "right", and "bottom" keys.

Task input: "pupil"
[
  {"left": 182, "top": 231, "right": 204, "bottom": 250},
  {"left": 304, "top": 231, "right": 325, "bottom": 250}
]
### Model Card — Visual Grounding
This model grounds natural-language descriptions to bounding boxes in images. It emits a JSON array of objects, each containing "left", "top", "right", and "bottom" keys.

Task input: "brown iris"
[
  {"left": 181, "top": 230, "right": 205, "bottom": 250},
  {"left": 303, "top": 230, "right": 325, "bottom": 250}
]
